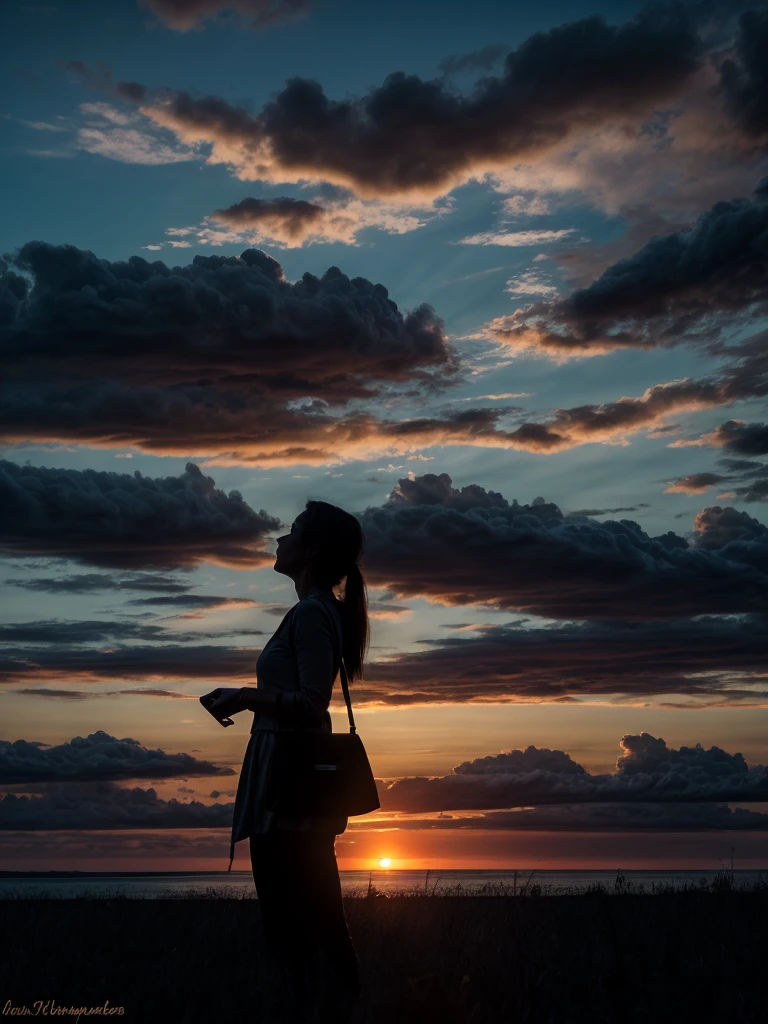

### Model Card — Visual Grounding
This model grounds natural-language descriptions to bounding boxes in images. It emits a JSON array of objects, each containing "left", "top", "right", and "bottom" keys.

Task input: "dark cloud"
[
  {"left": 0, "top": 780, "right": 234, "bottom": 829},
  {"left": 373, "top": 803, "right": 768, "bottom": 831},
  {"left": 110, "top": 5, "right": 704, "bottom": 198},
  {"left": 5, "top": 614, "right": 767, "bottom": 702},
  {"left": 360, "top": 614, "right": 768, "bottom": 705},
  {"left": 729, "top": 478, "right": 768, "bottom": 502},
  {"left": 0, "top": 241, "right": 453, "bottom": 463},
  {"left": 3, "top": 238, "right": 764, "bottom": 461},
  {"left": 718, "top": 9, "right": 768, "bottom": 138},
  {"left": 388, "top": 471, "right": 510, "bottom": 511},
  {"left": 564, "top": 504, "right": 651, "bottom": 516},
  {"left": 15, "top": 687, "right": 192, "bottom": 701},
  {"left": 0, "top": 618, "right": 185, "bottom": 644},
  {"left": 5, "top": 780, "right": 767, "bottom": 832},
  {"left": 209, "top": 195, "right": 342, "bottom": 245},
  {"left": 357, "top": 472, "right": 768, "bottom": 618},
  {"left": 2, "top": 571, "right": 192, "bottom": 595},
  {"left": 0, "top": 614, "right": 260, "bottom": 644},
  {"left": 497, "top": 189, "right": 768, "bottom": 356},
  {"left": 454, "top": 745, "right": 586, "bottom": 776},
  {"left": 701, "top": 419, "right": 768, "bottom": 456},
  {"left": 0, "top": 241, "right": 449, "bottom": 397},
  {"left": 0, "top": 460, "right": 280, "bottom": 569},
  {"left": 5, "top": 731, "right": 768, "bottom": 832},
  {"left": 124, "top": 594, "right": 258, "bottom": 611},
  {"left": 0, "top": 643, "right": 256, "bottom": 685},
  {"left": 692, "top": 504, "right": 768, "bottom": 551},
  {"left": 664, "top": 471, "right": 730, "bottom": 493},
  {"left": 0, "top": 729, "right": 235, "bottom": 784},
  {"left": 377, "top": 733, "right": 768, "bottom": 812},
  {"left": 137, "top": 0, "right": 310, "bottom": 33}
]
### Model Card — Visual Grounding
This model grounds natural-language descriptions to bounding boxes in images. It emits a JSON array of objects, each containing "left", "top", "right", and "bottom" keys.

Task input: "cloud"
[
  {"left": 210, "top": 195, "right": 328, "bottom": 241},
  {"left": 0, "top": 780, "right": 235, "bottom": 829},
  {"left": 0, "top": 729, "right": 234, "bottom": 784},
  {"left": 0, "top": 460, "right": 280, "bottom": 569},
  {"left": 90, "top": 5, "right": 705, "bottom": 199},
  {"left": 729, "top": 478, "right": 768, "bottom": 502},
  {"left": 4, "top": 611, "right": 767, "bottom": 703},
  {"left": 0, "top": 241, "right": 457, "bottom": 465},
  {"left": 74, "top": 101, "right": 199, "bottom": 164},
  {"left": 7, "top": 781, "right": 768, "bottom": 832},
  {"left": 2, "top": 572, "right": 193, "bottom": 595},
  {"left": 14, "top": 687, "right": 194, "bottom": 701},
  {"left": 5, "top": 731, "right": 768, "bottom": 832},
  {"left": 692, "top": 419, "right": 768, "bottom": 456},
  {"left": 357, "top": 472, "right": 768, "bottom": 620},
  {"left": 664, "top": 472, "right": 730, "bottom": 494},
  {"left": 3, "top": 238, "right": 763, "bottom": 463},
  {"left": 0, "top": 643, "right": 258, "bottom": 686},
  {"left": 190, "top": 192, "right": 449, "bottom": 248},
  {"left": 491, "top": 187, "right": 768, "bottom": 357},
  {"left": 692, "top": 504, "right": 768, "bottom": 551},
  {"left": 457, "top": 229, "right": 575, "bottom": 247},
  {"left": 377, "top": 733, "right": 768, "bottom": 812},
  {"left": 358, "top": 614, "right": 768, "bottom": 706},
  {"left": 564, "top": 503, "right": 650, "bottom": 516},
  {"left": 370, "top": 802, "right": 768, "bottom": 831},
  {"left": 504, "top": 269, "right": 559, "bottom": 297},
  {"left": 388, "top": 470, "right": 510, "bottom": 512},
  {"left": 718, "top": 9, "right": 768, "bottom": 138},
  {"left": 0, "top": 618, "right": 195, "bottom": 645},
  {"left": 441, "top": 329, "right": 768, "bottom": 452},
  {"left": 124, "top": 594, "right": 259, "bottom": 615},
  {"left": 137, "top": 0, "right": 310, "bottom": 32}
]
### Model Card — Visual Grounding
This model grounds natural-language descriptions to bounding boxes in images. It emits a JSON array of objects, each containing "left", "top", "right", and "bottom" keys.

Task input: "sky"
[{"left": 2, "top": 0, "right": 768, "bottom": 872}]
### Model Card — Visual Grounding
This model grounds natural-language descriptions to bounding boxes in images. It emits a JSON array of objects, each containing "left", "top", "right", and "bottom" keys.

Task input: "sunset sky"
[{"left": 2, "top": 0, "right": 768, "bottom": 872}]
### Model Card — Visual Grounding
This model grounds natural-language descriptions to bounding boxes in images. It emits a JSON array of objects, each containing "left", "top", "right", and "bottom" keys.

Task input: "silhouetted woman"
[{"left": 201, "top": 499, "right": 367, "bottom": 1020}]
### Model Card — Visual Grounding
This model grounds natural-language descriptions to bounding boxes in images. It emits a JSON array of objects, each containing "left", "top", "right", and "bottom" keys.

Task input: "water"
[{"left": 1, "top": 868, "right": 766, "bottom": 899}]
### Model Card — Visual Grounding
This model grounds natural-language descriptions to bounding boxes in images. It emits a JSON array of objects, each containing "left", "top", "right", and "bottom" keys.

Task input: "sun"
[{"left": 378, "top": 858, "right": 392, "bottom": 869}]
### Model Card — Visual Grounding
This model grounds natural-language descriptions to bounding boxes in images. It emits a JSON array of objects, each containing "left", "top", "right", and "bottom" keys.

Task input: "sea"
[{"left": 1, "top": 868, "right": 766, "bottom": 899}]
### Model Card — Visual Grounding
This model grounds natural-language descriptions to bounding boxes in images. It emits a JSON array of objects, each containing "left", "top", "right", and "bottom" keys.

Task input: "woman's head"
[{"left": 274, "top": 500, "right": 369, "bottom": 680}]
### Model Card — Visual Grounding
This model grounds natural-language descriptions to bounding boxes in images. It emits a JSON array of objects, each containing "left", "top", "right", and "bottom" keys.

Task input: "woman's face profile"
[{"left": 274, "top": 512, "right": 311, "bottom": 577}]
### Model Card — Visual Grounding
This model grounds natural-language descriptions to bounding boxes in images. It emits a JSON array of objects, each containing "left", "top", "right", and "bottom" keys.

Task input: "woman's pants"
[{"left": 249, "top": 829, "right": 361, "bottom": 993}]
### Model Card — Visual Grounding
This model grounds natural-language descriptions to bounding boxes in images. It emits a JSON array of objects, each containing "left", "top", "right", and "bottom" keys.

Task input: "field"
[{"left": 2, "top": 875, "right": 767, "bottom": 1024}]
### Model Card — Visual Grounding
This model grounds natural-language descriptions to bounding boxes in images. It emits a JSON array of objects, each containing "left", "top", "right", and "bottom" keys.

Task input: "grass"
[{"left": 2, "top": 872, "right": 767, "bottom": 1023}]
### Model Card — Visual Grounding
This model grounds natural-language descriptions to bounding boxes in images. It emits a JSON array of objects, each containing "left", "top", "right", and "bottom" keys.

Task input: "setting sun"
[{"left": 378, "top": 858, "right": 392, "bottom": 869}]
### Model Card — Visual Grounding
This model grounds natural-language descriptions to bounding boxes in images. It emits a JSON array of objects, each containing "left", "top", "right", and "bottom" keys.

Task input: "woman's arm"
[{"left": 238, "top": 687, "right": 280, "bottom": 714}]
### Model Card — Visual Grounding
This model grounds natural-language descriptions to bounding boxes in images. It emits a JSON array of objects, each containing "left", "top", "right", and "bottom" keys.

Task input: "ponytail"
[{"left": 340, "top": 562, "right": 369, "bottom": 682}]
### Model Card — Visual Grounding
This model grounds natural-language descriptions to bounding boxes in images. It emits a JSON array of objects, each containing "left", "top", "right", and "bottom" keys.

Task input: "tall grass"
[{"left": 2, "top": 876, "right": 767, "bottom": 1022}]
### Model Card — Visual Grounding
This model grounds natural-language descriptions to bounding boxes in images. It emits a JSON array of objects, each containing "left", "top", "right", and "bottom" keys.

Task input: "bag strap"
[
  {"left": 306, "top": 595, "right": 357, "bottom": 735},
  {"left": 339, "top": 659, "right": 356, "bottom": 735}
]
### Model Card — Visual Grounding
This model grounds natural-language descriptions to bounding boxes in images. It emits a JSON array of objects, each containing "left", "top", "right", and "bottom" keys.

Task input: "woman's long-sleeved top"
[{"left": 228, "top": 585, "right": 349, "bottom": 870}]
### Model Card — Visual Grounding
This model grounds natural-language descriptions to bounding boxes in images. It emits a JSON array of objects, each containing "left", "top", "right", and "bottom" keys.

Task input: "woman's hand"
[{"left": 200, "top": 687, "right": 245, "bottom": 726}]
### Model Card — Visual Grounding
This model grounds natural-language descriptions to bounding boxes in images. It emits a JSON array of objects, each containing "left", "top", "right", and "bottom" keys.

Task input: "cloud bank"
[
  {"left": 378, "top": 732, "right": 768, "bottom": 811},
  {"left": 113, "top": 6, "right": 706, "bottom": 198},
  {"left": 358, "top": 472, "right": 768, "bottom": 618},
  {"left": 492, "top": 187, "right": 768, "bottom": 357},
  {"left": 0, "top": 729, "right": 234, "bottom": 784},
  {"left": 0, "top": 459, "right": 280, "bottom": 569}
]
